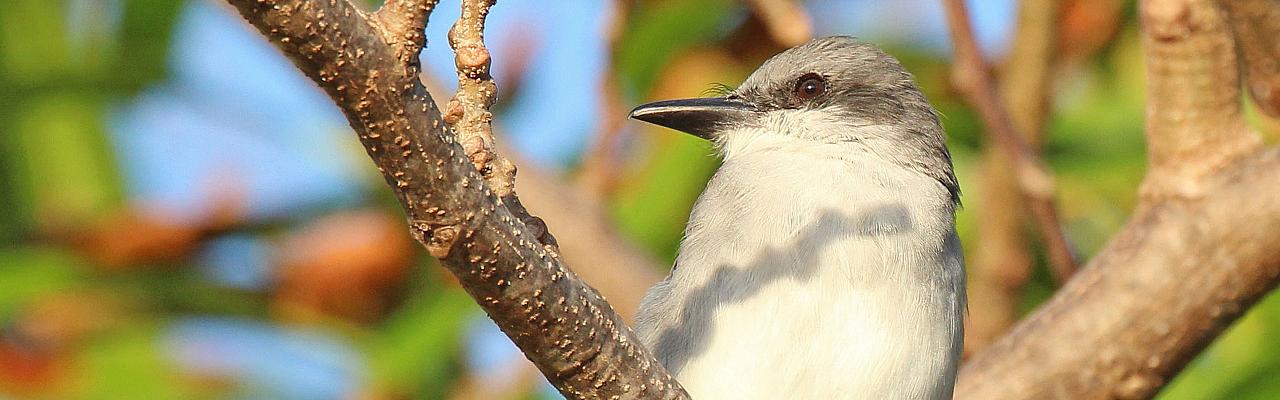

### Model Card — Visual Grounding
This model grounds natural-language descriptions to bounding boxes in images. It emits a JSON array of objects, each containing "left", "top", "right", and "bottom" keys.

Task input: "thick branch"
[
  {"left": 1141, "top": 0, "right": 1261, "bottom": 197},
  {"left": 371, "top": 0, "right": 434, "bottom": 65},
  {"left": 942, "top": 0, "right": 1079, "bottom": 282},
  {"left": 223, "top": 1, "right": 687, "bottom": 398},
  {"left": 513, "top": 155, "right": 664, "bottom": 321},
  {"left": 957, "top": 149, "right": 1280, "bottom": 399},
  {"left": 1218, "top": 0, "right": 1280, "bottom": 118},
  {"left": 958, "top": 1, "right": 1280, "bottom": 398}
]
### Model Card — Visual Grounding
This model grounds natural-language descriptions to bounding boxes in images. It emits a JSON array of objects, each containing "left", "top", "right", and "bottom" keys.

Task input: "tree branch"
[
  {"left": 957, "top": 1, "right": 1280, "bottom": 398},
  {"left": 1141, "top": 0, "right": 1262, "bottom": 197},
  {"left": 942, "top": 0, "right": 1079, "bottom": 283},
  {"left": 1218, "top": 0, "right": 1280, "bottom": 118},
  {"left": 744, "top": 0, "right": 813, "bottom": 47},
  {"left": 579, "top": 0, "right": 630, "bottom": 198},
  {"left": 444, "top": 0, "right": 560, "bottom": 255},
  {"left": 958, "top": 150, "right": 1280, "bottom": 399},
  {"left": 222, "top": 1, "right": 687, "bottom": 398},
  {"left": 371, "top": 0, "right": 434, "bottom": 65},
  {"left": 966, "top": 0, "right": 1061, "bottom": 356},
  {"left": 513, "top": 153, "right": 665, "bottom": 321}
]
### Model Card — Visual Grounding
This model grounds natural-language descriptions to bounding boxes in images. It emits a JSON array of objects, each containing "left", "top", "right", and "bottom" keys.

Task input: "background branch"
[
  {"left": 578, "top": 0, "right": 631, "bottom": 199},
  {"left": 941, "top": 0, "right": 1079, "bottom": 283},
  {"left": 957, "top": 0, "right": 1280, "bottom": 398},
  {"left": 744, "top": 0, "right": 813, "bottom": 47},
  {"left": 1219, "top": 0, "right": 1280, "bottom": 118},
  {"left": 965, "top": 0, "right": 1061, "bottom": 356},
  {"left": 223, "top": 0, "right": 688, "bottom": 398},
  {"left": 1141, "top": 0, "right": 1261, "bottom": 198}
]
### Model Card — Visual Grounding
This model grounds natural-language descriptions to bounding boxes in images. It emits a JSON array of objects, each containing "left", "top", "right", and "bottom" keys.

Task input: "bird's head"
[{"left": 630, "top": 35, "right": 959, "bottom": 204}]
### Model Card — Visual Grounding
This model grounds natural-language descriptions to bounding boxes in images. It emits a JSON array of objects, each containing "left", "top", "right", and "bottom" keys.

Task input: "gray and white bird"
[{"left": 629, "top": 36, "right": 966, "bottom": 399}]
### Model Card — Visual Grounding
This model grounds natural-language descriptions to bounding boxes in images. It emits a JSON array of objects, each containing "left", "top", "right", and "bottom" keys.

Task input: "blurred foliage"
[{"left": 0, "top": 0, "right": 1277, "bottom": 399}]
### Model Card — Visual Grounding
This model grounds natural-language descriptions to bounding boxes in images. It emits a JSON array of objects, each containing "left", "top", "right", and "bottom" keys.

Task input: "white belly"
[
  {"left": 642, "top": 236, "right": 962, "bottom": 400},
  {"left": 633, "top": 146, "right": 964, "bottom": 400},
  {"left": 674, "top": 271, "right": 911, "bottom": 398}
]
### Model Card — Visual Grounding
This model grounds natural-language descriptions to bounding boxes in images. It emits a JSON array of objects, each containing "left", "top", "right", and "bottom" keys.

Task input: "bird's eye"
[{"left": 793, "top": 73, "right": 826, "bottom": 100}]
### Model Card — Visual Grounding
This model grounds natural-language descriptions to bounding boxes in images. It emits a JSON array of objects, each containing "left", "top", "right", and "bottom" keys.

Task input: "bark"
[
  {"left": 512, "top": 151, "right": 664, "bottom": 321},
  {"left": 956, "top": 0, "right": 1280, "bottom": 398},
  {"left": 444, "top": 0, "right": 559, "bottom": 256},
  {"left": 222, "top": 1, "right": 687, "bottom": 398},
  {"left": 957, "top": 149, "right": 1280, "bottom": 399},
  {"left": 223, "top": 0, "right": 1280, "bottom": 398}
]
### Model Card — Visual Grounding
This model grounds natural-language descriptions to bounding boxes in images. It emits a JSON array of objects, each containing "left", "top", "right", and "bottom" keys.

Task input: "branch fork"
[{"left": 224, "top": 0, "right": 686, "bottom": 398}]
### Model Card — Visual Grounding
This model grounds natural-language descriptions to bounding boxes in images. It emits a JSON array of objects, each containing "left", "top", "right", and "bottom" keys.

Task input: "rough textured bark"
[
  {"left": 956, "top": 0, "right": 1280, "bottom": 398},
  {"left": 512, "top": 150, "right": 664, "bottom": 321},
  {"left": 222, "top": 1, "right": 688, "bottom": 398},
  {"left": 966, "top": 0, "right": 1061, "bottom": 356},
  {"left": 224, "top": 0, "right": 1280, "bottom": 397},
  {"left": 443, "top": 0, "right": 559, "bottom": 256}
]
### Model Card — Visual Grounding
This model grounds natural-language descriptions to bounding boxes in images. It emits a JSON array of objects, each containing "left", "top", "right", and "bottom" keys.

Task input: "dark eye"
[{"left": 793, "top": 73, "right": 826, "bottom": 100}]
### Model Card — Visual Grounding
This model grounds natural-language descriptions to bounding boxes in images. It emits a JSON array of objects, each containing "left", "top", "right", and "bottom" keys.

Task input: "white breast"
[{"left": 634, "top": 132, "right": 965, "bottom": 400}]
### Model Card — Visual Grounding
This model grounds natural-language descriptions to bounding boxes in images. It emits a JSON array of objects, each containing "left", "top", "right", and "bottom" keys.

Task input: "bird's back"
[{"left": 634, "top": 138, "right": 965, "bottom": 399}]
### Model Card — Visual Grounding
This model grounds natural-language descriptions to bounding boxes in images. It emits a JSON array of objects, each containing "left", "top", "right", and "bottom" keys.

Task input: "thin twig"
[
  {"left": 579, "top": 0, "right": 631, "bottom": 198},
  {"left": 941, "top": 0, "right": 1079, "bottom": 283},
  {"left": 445, "top": 0, "right": 560, "bottom": 255},
  {"left": 966, "top": 0, "right": 1061, "bottom": 356}
]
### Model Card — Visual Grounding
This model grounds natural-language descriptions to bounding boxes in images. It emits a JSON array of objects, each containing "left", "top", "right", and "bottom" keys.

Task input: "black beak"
[{"left": 628, "top": 97, "right": 757, "bottom": 140}]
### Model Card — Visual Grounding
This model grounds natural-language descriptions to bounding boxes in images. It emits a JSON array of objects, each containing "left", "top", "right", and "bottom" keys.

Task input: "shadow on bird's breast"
[
  {"left": 848, "top": 203, "right": 913, "bottom": 236},
  {"left": 651, "top": 205, "right": 916, "bottom": 374}
]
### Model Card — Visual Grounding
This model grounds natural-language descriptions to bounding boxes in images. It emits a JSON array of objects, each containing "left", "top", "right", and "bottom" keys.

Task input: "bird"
[{"left": 628, "top": 36, "right": 965, "bottom": 399}]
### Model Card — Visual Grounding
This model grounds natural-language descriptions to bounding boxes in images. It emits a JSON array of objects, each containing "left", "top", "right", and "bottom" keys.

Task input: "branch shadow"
[{"left": 652, "top": 203, "right": 916, "bottom": 372}]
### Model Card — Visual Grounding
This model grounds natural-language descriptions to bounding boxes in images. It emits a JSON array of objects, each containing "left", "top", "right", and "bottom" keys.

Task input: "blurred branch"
[
  {"left": 965, "top": 0, "right": 1061, "bottom": 356},
  {"left": 942, "top": 0, "right": 1079, "bottom": 283},
  {"left": 744, "top": 0, "right": 812, "bottom": 47},
  {"left": 579, "top": 0, "right": 630, "bottom": 198},
  {"left": 1141, "top": 0, "right": 1262, "bottom": 197},
  {"left": 1219, "top": 0, "right": 1280, "bottom": 118},
  {"left": 222, "top": 0, "right": 688, "bottom": 398},
  {"left": 447, "top": 358, "right": 542, "bottom": 400},
  {"left": 958, "top": 0, "right": 1280, "bottom": 398}
]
